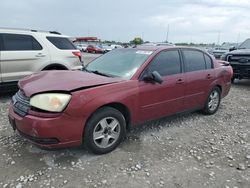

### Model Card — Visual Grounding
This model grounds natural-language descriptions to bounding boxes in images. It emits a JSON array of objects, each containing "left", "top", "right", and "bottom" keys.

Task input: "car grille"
[
  {"left": 227, "top": 54, "right": 250, "bottom": 77},
  {"left": 227, "top": 55, "right": 250, "bottom": 64},
  {"left": 12, "top": 90, "right": 30, "bottom": 117}
]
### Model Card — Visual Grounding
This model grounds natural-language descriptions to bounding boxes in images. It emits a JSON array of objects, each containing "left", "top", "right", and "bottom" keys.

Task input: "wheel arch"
[
  {"left": 84, "top": 102, "right": 132, "bottom": 134},
  {"left": 214, "top": 84, "right": 222, "bottom": 93},
  {"left": 42, "top": 63, "right": 68, "bottom": 70}
]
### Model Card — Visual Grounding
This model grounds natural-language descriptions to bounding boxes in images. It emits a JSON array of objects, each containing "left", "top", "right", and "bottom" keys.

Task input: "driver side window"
[{"left": 147, "top": 50, "right": 182, "bottom": 76}]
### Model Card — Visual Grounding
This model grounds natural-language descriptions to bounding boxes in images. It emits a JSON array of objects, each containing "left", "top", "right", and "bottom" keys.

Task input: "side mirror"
[
  {"left": 229, "top": 46, "right": 236, "bottom": 52},
  {"left": 143, "top": 71, "right": 163, "bottom": 84}
]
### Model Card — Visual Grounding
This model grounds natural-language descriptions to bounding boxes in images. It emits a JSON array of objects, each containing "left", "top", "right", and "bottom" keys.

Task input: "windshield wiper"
[
  {"left": 82, "top": 66, "right": 116, "bottom": 77},
  {"left": 91, "top": 70, "right": 115, "bottom": 77},
  {"left": 82, "top": 66, "right": 91, "bottom": 72}
]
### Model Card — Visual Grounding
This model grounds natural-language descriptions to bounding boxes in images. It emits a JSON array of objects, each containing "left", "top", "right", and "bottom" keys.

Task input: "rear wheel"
[
  {"left": 202, "top": 87, "right": 221, "bottom": 115},
  {"left": 83, "top": 107, "right": 126, "bottom": 154}
]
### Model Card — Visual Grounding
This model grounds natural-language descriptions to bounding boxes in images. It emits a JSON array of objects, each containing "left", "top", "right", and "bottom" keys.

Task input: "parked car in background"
[
  {"left": 141, "top": 42, "right": 175, "bottom": 47},
  {"left": 209, "top": 47, "right": 229, "bottom": 59},
  {"left": 8, "top": 46, "right": 233, "bottom": 154},
  {"left": 76, "top": 43, "right": 88, "bottom": 52},
  {"left": 110, "top": 44, "right": 123, "bottom": 49},
  {"left": 102, "top": 44, "right": 113, "bottom": 53},
  {"left": 221, "top": 38, "right": 250, "bottom": 82},
  {"left": 155, "top": 42, "right": 175, "bottom": 46},
  {"left": 0, "top": 28, "right": 83, "bottom": 91},
  {"left": 86, "top": 45, "right": 105, "bottom": 54}
]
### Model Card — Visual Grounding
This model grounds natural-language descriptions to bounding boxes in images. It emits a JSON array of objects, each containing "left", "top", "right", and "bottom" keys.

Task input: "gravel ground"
[{"left": 0, "top": 80, "right": 249, "bottom": 188}]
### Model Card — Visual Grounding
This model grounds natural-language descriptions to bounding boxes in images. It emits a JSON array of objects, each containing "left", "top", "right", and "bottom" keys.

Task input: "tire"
[
  {"left": 83, "top": 107, "right": 126, "bottom": 154},
  {"left": 202, "top": 87, "right": 221, "bottom": 115}
]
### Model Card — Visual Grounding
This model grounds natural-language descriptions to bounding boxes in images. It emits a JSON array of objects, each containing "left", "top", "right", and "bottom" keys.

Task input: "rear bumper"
[{"left": 8, "top": 103, "right": 84, "bottom": 149}]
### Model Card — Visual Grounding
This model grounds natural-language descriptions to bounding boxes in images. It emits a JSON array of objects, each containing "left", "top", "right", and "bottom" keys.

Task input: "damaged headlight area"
[{"left": 30, "top": 93, "right": 71, "bottom": 112}]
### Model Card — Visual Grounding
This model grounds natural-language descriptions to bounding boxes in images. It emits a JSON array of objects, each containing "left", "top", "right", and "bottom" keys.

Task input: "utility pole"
[
  {"left": 166, "top": 24, "right": 169, "bottom": 42},
  {"left": 236, "top": 33, "right": 241, "bottom": 46},
  {"left": 87, "top": 29, "right": 90, "bottom": 37},
  {"left": 217, "top": 31, "right": 221, "bottom": 45}
]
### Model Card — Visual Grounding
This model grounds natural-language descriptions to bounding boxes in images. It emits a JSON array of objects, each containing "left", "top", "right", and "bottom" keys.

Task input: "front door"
[{"left": 138, "top": 49, "right": 186, "bottom": 123}]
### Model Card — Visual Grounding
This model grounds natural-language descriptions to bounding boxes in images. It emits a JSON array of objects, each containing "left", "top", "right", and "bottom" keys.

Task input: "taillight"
[{"left": 72, "top": 51, "right": 82, "bottom": 62}]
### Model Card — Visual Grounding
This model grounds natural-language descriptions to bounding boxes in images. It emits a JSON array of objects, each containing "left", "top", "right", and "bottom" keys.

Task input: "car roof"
[
  {"left": 0, "top": 27, "right": 69, "bottom": 38},
  {"left": 135, "top": 45, "right": 203, "bottom": 52}
]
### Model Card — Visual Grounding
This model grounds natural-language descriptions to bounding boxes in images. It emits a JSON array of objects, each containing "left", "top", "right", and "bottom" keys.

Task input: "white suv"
[{"left": 0, "top": 28, "right": 83, "bottom": 90}]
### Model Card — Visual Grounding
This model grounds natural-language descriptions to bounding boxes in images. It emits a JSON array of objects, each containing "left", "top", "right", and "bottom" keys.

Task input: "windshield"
[
  {"left": 85, "top": 49, "right": 153, "bottom": 79},
  {"left": 238, "top": 39, "right": 250, "bottom": 49}
]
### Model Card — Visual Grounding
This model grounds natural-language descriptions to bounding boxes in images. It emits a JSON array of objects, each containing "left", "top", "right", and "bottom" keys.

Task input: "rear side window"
[
  {"left": 204, "top": 54, "right": 213, "bottom": 69},
  {"left": 47, "top": 37, "right": 76, "bottom": 50},
  {"left": 2, "top": 33, "right": 42, "bottom": 51},
  {"left": 147, "top": 50, "right": 181, "bottom": 76},
  {"left": 183, "top": 50, "right": 206, "bottom": 72}
]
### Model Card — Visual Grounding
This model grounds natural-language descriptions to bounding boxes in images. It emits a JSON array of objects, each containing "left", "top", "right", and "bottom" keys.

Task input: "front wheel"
[
  {"left": 83, "top": 107, "right": 126, "bottom": 154},
  {"left": 202, "top": 87, "right": 221, "bottom": 115}
]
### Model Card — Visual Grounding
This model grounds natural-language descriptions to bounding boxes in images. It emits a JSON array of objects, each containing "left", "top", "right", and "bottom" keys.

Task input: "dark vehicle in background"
[
  {"left": 221, "top": 38, "right": 250, "bottom": 82},
  {"left": 209, "top": 47, "right": 229, "bottom": 59},
  {"left": 8, "top": 47, "right": 233, "bottom": 154},
  {"left": 86, "top": 45, "right": 105, "bottom": 54}
]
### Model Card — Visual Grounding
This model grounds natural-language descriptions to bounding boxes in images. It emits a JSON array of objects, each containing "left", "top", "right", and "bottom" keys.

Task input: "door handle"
[
  {"left": 176, "top": 78, "right": 185, "bottom": 84},
  {"left": 35, "top": 53, "right": 46, "bottom": 57},
  {"left": 207, "top": 74, "right": 212, "bottom": 79}
]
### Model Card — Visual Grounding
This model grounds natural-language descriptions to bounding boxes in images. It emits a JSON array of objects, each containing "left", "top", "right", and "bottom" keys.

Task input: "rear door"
[
  {"left": 138, "top": 49, "right": 186, "bottom": 122},
  {"left": 1, "top": 33, "right": 50, "bottom": 82},
  {"left": 181, "top": 49, "right": 215, "bottom": 109}
]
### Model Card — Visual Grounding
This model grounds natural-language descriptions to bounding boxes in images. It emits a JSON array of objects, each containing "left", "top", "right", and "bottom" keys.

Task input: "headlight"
[{"left": 30, "top": 93, "right": 71, "bottom": 112}]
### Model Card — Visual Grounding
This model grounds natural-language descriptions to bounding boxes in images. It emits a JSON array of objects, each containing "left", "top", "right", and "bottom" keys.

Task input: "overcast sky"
[{"left": 1, "top": 0, "right": 250, "bottom": 44}]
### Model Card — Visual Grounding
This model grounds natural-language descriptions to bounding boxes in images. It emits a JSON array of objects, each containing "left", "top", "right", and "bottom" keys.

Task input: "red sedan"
[
  {"left": 86, "top": 45, "right": 104, "bottom": 54},
  {"left": 8, "top": 46, "right": 233, "bottom": 154}
]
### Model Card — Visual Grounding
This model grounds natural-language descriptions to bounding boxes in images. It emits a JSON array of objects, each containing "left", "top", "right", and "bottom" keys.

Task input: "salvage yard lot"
[{"left": 0, "top": 81, "right": 249, "bottom": 188}]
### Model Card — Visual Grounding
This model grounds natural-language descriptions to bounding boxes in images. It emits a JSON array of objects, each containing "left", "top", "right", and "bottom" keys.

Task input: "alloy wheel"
[
  {"left": 208, "top": 90, "right": 220, "bottom": 112},
  {"left": 93, "top": 117, "right": 121, "bottom": 149}
]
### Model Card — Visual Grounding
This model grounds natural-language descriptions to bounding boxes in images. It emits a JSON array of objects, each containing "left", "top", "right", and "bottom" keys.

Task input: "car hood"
[
  {"left": 213, "top": 50, "right": 227, "bottom": 53},
  {"left": 227, "top": 49, "right": 250, "bottom": 55},
  {"left": 18, "top": 71, "right": 124, "bottom": 97}
]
